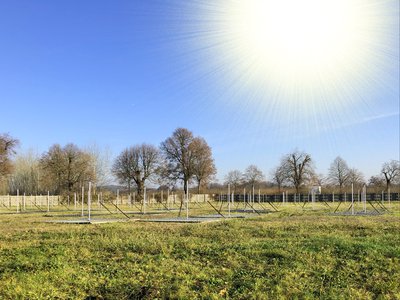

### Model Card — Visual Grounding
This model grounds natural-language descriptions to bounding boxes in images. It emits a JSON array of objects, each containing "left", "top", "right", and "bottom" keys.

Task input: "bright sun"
[
  {"left": 226, "top": 0, "right": 367, "bottom": 87},
  {"left": 170, "top": 0, "right": 396, "bottom": 132}
]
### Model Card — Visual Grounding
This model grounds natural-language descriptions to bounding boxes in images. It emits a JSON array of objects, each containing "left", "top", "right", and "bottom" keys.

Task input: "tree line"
[
  {"left": 226, "top": 155, "right": 399, "bottom": 194},
  {"left": 0, "top": 130, "right": 399, "bottom": 197},
  {"left": 0, "top": 128, "right": 217, "bottom": 198}
]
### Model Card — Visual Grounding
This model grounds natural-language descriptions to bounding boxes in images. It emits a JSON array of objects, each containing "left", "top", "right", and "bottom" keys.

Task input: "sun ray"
[{"left": 143, "top": 0, "right": 399, "bottom": 138}]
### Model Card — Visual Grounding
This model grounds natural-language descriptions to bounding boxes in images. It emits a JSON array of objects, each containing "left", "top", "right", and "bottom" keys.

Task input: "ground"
[{"left": 0, "top": 202, "right": 399, "bottom": 299}]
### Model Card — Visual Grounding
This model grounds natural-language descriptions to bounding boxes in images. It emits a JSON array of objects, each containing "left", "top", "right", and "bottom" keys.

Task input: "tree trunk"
[
  {"left": 295, "top": 184, "right": 300, "bottom": 194},
  {"left": 197, "top": 179, "right": 201, "bottom": 194},
  {"left": 137, "top": 181, "right": 143, "bottom": 201},
  {"left": 183, "top": 178, "right": 188, "bottom": 195}
]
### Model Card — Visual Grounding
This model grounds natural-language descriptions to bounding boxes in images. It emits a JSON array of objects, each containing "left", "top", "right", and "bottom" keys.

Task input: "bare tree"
[
  {"left": 243, "top": 165, "right": 265, "bottom": 191},
  {"left": 348, "top": 168, "right": 365, "bottom": 188},
  {"left": 85, "top": 144, "right": 113, "bottom": 188},
  {"left": 40, "top": 144, "right": 95, "bottom": 194},
  {"left": 224, "top": 170, "right": 242, "bottom": 193},
  {"left": 328, "top": 156, "right": 350, "bottom": 192},
  {"left": 112, "top": 148, "right": 135, "bottom": 193},
  {"left": 281, "top": 150, "right": 315, "bottom": 193},
  {"left": 40, "top": 144, "right": 64, "bottom": 193},
  {"left": 160, "top": 128, "right": 196, "bottom": 194},
  {"left": 368, "top": 175, "right": 385, "bottom": 193},
  {"left": 112, "top": 144, "right": 159, "bottom": 199},
  {"left": 271, "top": 165, "right": 287, "bottom": 192},
  {"left": 381, "top": 160, "right": 400, "bottom": 191},
  {"left": 0, "top": 133, "right": 19, "bottom": 180},
  {"left": 9, "top": 149, "right": 40, "bottom": 195},
  {"left": 191, "top": 137, "right": 216, "bottom": 194}
]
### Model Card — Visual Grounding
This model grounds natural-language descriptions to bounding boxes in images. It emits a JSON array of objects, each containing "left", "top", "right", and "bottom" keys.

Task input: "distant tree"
[
  {"left": 224, "top": 170, "right": 242, "bottom": 193},
  {"left": 112, "top": 144, "right": 159, "bottom": 199},
  {"left": 40, "top": 144, "right": 95, "bottom": 194},
  {"left": 310, "top": 173, "right": 325, "bottom": 187},
  {"left": 0, "top": 133, "right": 19, "bottom": 180},
  {"left": 85, "top": 144, "right": 113, "bottom": 189},
  {"left": 270, "top": 165, "right": 287, "bottom": 192},
  {"left": 208, "top": 181, "right": 224, "bottom": 191},
  {"left": 381, "top": 160, "right": 400, "bottom": 191},
  {"left": 9, "top": 149, "right": 40, "bottom": 195},
  {"left": 161, "top": 128, "right": 213, "bottom": 194},
  {"left": 243, "top": 165, "right": 265, "bottom": 191},
  {"left": 112, "top": 148, "right": 135, "bottom": 193},
  {"left": 348, "top": 168, "right": 365, "bottom": 188},
  {"left": 280, "top": 150, "right": 315, "bottom": 193},
  {"left": 191, "top": 138, "right": 216, "bottom": 194},
  {"left": 328, "top": 156, "right": 350, "bottom": 192},
  {"left": 368, "top": 175, "right": 385, "bottom": 192}
]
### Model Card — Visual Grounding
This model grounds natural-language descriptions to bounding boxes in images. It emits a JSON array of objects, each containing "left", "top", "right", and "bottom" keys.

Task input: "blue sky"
[{"left": 0, "top": 0, "right": 399, "bottom": 182}]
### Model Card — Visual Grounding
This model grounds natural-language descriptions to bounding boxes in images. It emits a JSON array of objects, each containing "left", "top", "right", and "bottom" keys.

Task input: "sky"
[{"left": 0, "top": 0, "right": 399, "bottom": 183}]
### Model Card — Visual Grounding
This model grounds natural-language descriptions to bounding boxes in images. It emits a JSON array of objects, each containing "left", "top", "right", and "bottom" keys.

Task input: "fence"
[
  {"left": 111, "top": 193, "right": 213, "bottom": 205},
  {"left": 0, "top": 193, "right": 213, "bottom": 207},
  {"left": 214, "top": 193, "right": 400, "bottom": 202},
  {"left": 0, "top": 195, "right": 60, "bottom": 208}
]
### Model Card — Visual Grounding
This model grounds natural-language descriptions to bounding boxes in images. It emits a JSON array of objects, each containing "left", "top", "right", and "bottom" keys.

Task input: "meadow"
[{"left": 0, "top": 202, "right": 399, "bottom": 299}]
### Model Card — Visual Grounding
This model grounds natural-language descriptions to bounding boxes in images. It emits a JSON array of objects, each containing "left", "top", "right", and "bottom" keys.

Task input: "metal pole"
[
  {"left": 252, "top": 186, "right": 255, "bottom": 205},
  {"left": 186, "top": 185, "right": 189, "bottom": 220},
  {"left": 143, "top": 187, "right": 146, "bottom": 214},
  {"left": 81, "top": 186, "right": 84, "bottom": 217},
  {"left": 363, "top": 185, "right": 366, "bottom": 213},
  {"left": 167, "top": 189, "right": 170, "bottom": 209},
  {"left": 351, "top": 183, "right": 354, "bottom": 215},
  {"left": 16, "top": 189, "right": 19, "bottom": 213},
  {"left": 228, "top": 184, "right": 231, "bottom": 218},
  {"left": 88, "top": 182, "right": 91, "bottom": 222}
]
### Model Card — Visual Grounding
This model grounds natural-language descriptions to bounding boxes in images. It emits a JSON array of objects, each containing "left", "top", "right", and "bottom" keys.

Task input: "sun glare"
[
  {"left": 226, "top": 0, "right": 366, "bottom": 87},
  {"left": 167, "top": 0, "right": 397, "bottom": 134}
]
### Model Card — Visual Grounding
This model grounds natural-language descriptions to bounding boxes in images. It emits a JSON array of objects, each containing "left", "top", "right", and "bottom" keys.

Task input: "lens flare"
[
  {"left": 226, "top": 0, "right": 365, "bottom": 86},
  {"left": 147, "top": 0, "right": 399, "bottom": 136}
]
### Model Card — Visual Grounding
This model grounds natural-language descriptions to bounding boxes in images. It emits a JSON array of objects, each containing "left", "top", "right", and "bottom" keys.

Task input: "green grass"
[{"left": 0, "top": 203, "right": 399, "bottom": 299}]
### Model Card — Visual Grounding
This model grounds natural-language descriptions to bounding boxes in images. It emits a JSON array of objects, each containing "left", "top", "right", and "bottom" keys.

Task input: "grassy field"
[{"left": 0, "top": 203, "right": 399, "bottom": 299}]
